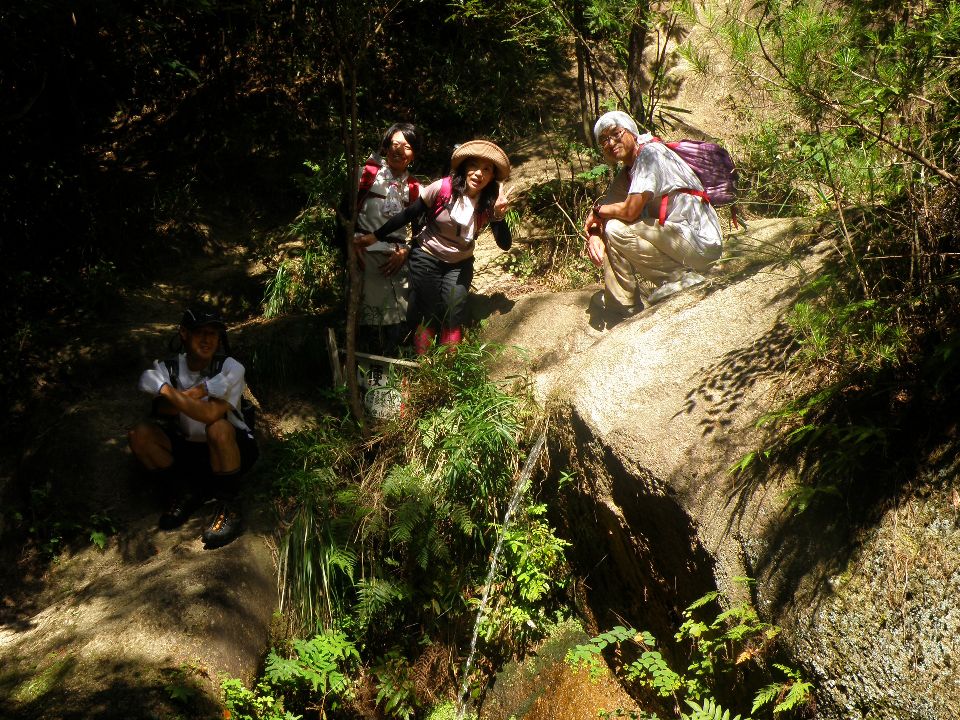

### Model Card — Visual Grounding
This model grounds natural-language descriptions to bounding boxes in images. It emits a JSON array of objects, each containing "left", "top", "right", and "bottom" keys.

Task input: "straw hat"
[{"left": 450, "top": 140, "right": 511, "bottom": 181}]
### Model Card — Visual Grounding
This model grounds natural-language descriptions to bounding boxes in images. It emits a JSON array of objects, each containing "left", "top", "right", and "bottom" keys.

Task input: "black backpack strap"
[
  {"left": 164, "top": 355, "right": 224, "bottom": 390},
  {"left": 164, "top": 357, "right": 180, "bottom": 390}
]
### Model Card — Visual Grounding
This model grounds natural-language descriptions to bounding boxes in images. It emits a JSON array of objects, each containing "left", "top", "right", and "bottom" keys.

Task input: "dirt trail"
[{"left": 0, "top": 227, "right": 278, "bottom": 719}]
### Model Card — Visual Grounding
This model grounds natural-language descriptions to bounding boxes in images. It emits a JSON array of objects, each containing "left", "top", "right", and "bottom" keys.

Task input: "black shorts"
[{"left": 161, "top": 423, "right": 259, "bottom": 475}]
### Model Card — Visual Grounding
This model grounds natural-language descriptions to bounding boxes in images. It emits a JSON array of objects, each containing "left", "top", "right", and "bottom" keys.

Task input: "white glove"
[
  {"left": 204, "top": 371, "right": 236, "bottom": 400},
  {"left": 203, "top": 371, "right": 231, "bottom": 399},
  {"left": 138, "top": 368, "right": 168, "bottom": 396}
]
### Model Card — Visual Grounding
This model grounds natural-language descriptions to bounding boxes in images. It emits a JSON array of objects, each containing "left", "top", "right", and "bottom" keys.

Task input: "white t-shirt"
[
  {"left": 610, "top": 133, "right": 722, "bottom": 254},
  {"left": 157, "top": 355, "right": 248, "bottom": 441}
]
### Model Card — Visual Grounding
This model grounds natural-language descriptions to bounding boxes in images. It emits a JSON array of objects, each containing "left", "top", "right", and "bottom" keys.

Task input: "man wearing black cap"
[{"left": 128, "top": 305, "right": 258, "bottom": 548}]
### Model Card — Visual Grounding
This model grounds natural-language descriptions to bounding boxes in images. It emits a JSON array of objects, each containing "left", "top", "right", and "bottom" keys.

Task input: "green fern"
[
  {"left": 373, "top": 650, "right": 418, "bottom": 720},
  {"left": 575, "top": 586, "right": 814, "bottom": 717},
  {"left": 626, "top": 650, "right": 682, "bottom": 697},
  {"left": 682, "top": 697, "right": 750, "bottom": 720},
  {"left": 751, "top": 664, "right": 814, "bottom": 715},
  {"left": 264, "top": 630, "right": 358, "bottom": 696},
  {"left": 751, "top": 682, "right": 782, "bottom": 714},
  {"left": 356, "top": 577, "right": 409, "bottom": 628},
  {"left": 686, "top": 591, "right": 720, "bottom": 611}
]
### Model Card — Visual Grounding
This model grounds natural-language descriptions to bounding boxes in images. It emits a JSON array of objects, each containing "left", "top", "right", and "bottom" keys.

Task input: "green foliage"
[
  {"left": 222, "top": 631, "right": 357, "bottom": 720},
  {"left": 473, "top": 503, "right": 570, "bottom": 652},
  {"left": 566, "top": 625, "right": 641, "bottom": 680},
  {"left": 264, "top": 632, "right": 359, "bottom": 696},
  {"left": 503, "top": 139, "right": 606, "bottom": 289},
  {"left": 426, "top": 700, "right": 476, "bottom": 720},
  {"left": 713, "top": 0, "right": 960, "bottom": 509},
  {"left": 566, "top": 584, "right": 813, "bottom": 719},
  {"left": 733, "top": 120, "right": 810, "bottom": 217},
  {"left": 263, "top": 242, "right": 342, "bottom": 318},
  {"left": 271, "top": 339, "right": 564, "bottom": 715},
  {"left": 87, "top": 513, "right": 116, "bottom": 552},
  {"left": 18, "top": 484, "right": 118, "bottom": 560},
  {"left": 263, "top": 157, "right": 347, "bottom": 318},
  {"left": 728, "top": 266, "right": 920, "bottom": 510},
  {"left": 751, "top": 664, "right": 813, "bottom": 716},
  {"left": 787, "top": 292, "right": 908, "bottom": 371},
  {"left": 221, "top": 677, "right": 302, "bottom": 720},
  {"left": 683, "top": 697, "right": 749, "bottom": 720},
  {"left": 373, "top": 650, "right": 419, "bottom": 720},
  {"left": 163, "top": 663, "right": 203, "bottom": 706}
]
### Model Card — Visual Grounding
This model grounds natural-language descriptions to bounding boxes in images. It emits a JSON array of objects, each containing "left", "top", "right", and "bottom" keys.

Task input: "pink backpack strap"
[
  {"left": 407, "top": 176, "right": 420, "bottom": 205},
  {"left": 433, "top": 176, "right": 453, "bottom": 218},
  {"left": 432, "top": 175, "right": 491, "bottom": 231}
]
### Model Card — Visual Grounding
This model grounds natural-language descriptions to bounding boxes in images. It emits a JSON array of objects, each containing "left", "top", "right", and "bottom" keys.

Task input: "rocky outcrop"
[{"left": 483, "top": 218, "right": 958, "bottom": 720}]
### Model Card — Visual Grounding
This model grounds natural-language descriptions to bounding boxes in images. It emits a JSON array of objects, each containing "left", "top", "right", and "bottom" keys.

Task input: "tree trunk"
[
  {"left": 573, "top": 1, "right": 593, "bottom": 145},
  {"left": 627, "top": 0, "right": 649, "bottom": 124},
  {"left": 338, "top": 63, "right": 367, "bottom": 429}
]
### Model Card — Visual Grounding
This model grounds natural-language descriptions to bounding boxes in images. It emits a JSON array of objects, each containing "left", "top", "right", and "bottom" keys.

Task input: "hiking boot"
[
  {"left": 590, "top": 290, "right": 643, "bottom": 324},
  {"left": 647, "top": 270, "right": 706, "bottom": 304},
  {"left": 413, "top": 325, "right": 436, "bottom": 356},
  {"left": 158, "top": 493, "right": 197, "bottom": 530},
  {"left": 202, "top": 501, "right": 244, "bottom": 549}
]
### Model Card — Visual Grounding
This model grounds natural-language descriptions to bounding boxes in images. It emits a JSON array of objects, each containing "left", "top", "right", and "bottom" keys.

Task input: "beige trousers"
[{"left": 603, "top": 218, "right": 719, "bottom": 307}]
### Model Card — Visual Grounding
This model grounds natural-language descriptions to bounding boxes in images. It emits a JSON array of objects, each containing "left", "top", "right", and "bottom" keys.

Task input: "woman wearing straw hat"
[{"left": 356, "top": 139, "right": 512, "bottom": 353}]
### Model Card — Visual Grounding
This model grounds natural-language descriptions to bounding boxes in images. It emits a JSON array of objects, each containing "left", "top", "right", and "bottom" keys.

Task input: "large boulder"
[{"left": 482, "top": 218, "right": 958, "bottom": 720}]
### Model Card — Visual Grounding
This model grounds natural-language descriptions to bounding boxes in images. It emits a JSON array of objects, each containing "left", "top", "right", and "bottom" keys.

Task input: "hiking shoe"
[
  {"left": 202, "top": 502, "right": 244, "bottom": 549},
  {"left": 590, "top": 290, "right": 643, "bottom": 320},
  {"left": 647, "top": 270, "right": 706, "bottom": 304},
  {"left": 158, "top": 493, "right": 197, "bottom": 530}
]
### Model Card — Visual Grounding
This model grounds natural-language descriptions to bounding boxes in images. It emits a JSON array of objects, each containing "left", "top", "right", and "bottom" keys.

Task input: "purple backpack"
[
  {"left": 664, "top": 140, "right": 738, "bottom": 206},
  {"left": 646, "top": 138, "right": 740, "bottom": 226}
]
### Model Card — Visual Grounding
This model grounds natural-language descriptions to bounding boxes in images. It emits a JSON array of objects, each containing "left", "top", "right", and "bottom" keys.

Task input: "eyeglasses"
[
  {"left": 390, "top": 141, "right": 413, "bottom": 153},
  {"left": 599, "top": 128, "right": 627, "bottom": 148}
]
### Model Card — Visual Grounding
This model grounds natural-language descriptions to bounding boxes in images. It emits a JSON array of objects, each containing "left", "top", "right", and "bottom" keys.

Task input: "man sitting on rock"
[
  {"left": 128, "top": 305, "right": 257, "bottom": 549},
  {"left": 583, "top": 110, "right": 722, "bottom": 320}
]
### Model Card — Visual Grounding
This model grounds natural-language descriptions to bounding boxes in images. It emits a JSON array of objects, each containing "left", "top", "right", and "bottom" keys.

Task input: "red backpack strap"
[
  {"left": 407, "top": 176, "right": 420, "bottom": 205},
  {"left": 657, "top": 189, "right": 710, "bottom": 225},
  {"left": 355, "top": 159, "right": 382, "bottom": 211}
]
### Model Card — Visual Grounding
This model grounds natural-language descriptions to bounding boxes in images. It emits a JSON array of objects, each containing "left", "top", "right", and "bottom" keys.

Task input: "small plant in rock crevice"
[{"left": 566, "top": 582, "right": 814, "bottom": 720}]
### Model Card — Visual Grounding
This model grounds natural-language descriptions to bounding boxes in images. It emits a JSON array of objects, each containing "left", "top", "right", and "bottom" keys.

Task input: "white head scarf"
[{"left": 593, "top": 111, "right": 641, "bottom": 143}]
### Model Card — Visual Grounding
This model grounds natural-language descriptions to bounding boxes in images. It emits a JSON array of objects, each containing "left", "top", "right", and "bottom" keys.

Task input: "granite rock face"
[{"left": 483, "top": 218, "right": 958, "bottom": 720}]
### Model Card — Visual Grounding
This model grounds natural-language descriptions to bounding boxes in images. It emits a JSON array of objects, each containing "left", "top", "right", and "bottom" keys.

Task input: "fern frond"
[
  {"left": 683, "top": 697, "right": 749, "bottom": 720},
  {"left": 774, "top": 679, "right": 814, "bottom": 713},
  {"left": 751, "top": 682, "right": 782, "bottom": 713},
  {"left": 686, "top": 591, "right": 720, "bottom": 611},
  {"left": 356, "top": 577, "right": 409, "bottom": 627}
]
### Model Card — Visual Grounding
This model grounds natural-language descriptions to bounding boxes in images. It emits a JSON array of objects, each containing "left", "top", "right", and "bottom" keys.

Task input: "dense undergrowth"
[
  {"left": 222, "top": 340, "right": 570, "bottom": 719},
  {"left": 221, "top": 343, "right": 814, "bottom": 720},
  {"left": 704, "top": 0, "right": 960, "bottom": 512}
]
